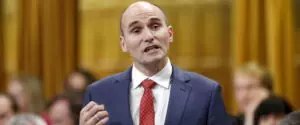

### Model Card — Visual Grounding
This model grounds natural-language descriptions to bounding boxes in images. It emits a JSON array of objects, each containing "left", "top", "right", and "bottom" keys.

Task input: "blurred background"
[{"left": 0, "top": 0, "right": 300, "bottom": 119}]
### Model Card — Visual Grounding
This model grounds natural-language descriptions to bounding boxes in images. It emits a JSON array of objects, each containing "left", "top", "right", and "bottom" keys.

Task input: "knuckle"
[
  {"left": 80, "top": 108, "right": 85, "bottom": 114},
  {"left": 93, "top": 113, "right": 101, "bottom": 122},
  {"left": 98, "top": 105, "right": 104, "bottom": 110}
]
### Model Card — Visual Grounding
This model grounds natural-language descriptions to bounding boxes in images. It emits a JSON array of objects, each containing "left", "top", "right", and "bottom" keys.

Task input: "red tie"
[{"left": 140, "top": 79, "right": 156, "bottom": 125}]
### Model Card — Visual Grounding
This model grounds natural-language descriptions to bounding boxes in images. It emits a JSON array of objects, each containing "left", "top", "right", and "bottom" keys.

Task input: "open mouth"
[{"left": 144, "top": 45, "right": 160, "bottom": 52}]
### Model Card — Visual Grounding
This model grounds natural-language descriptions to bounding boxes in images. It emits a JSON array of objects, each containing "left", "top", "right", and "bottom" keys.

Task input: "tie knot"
[{"left": 141, "top": 79, "right": 156, "bottom": 89}]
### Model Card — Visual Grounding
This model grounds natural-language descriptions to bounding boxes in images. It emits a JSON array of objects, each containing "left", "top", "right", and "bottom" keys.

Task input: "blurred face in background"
[
  {"left": 67, "top": 72, "right": 87, "bottom": 92},
  {"left": 259, "top": 113, "right": 284, "bottom": 125},
  {"left": 234, "top": 72, "right": 269, "bottom": 113},
  {"left": 7, "top": 80, "right": 28, "bottom": 112},
  {"left": 49, "top": 100, "right": 74, "bottom": 125},
  {"left": 0, "top": 95, "right": 15, "bottom": 125}
]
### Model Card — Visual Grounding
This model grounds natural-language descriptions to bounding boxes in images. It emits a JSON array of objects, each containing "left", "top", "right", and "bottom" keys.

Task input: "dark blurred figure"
[
  {"left": 0, "top": 93, "right": 18, "bottom": 125},
  {"left": 254, "top": 96, "right": 293, "bottom": 125},
  {"left": 47, "top": 95, "right": 81, "bottom": 125},
  {"left": 280, "top": 110, "right": 300, "bottom": 125},
  {"left": 63, "top": 69, "right": 97, "bottom": 109},
  {"left": 6, "top": 74, "right": 51, "bottom": 125},
  {"left": 233, "top": 62, "right": 274, "bottom": 125},
  {"left": 65, "top": 69, "right": 96, "bottom": 93}
]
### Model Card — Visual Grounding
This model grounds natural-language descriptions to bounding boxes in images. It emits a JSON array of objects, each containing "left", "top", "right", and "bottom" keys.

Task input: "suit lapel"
[
  {"left": 110, "top": 67, "right": 134, "bottom": 125},
  {"left": 164, "top": 65, "right": 191, "bottom": 125}
]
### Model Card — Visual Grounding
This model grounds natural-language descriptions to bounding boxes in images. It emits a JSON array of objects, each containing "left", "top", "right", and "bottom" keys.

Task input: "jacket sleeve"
[
  {"left": 208, "top": 84, "right": 233, "bottom": 125},
  {"left": 83, "top": 86, "right": 92, "bottom": 107}
]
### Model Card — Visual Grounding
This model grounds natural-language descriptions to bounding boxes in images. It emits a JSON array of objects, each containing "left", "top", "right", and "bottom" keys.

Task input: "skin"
[
  {"left": 259, "top": 114, "right": 284, "bottom": 125},
  {"left": 49, "top": 100, "right": 75, "bottom": 125},
  {"left": 120, "top": 1, "right": 173, "bottom": 76},
  {"left": 0, "top": 95, "right": 15, "bottom": 125},
  {"left": 234, "top": 72, "right": 270, "bottom": 125},
  {"left": 80, "top": 102, "right": 109, "bottom": 125},
  {"left": 7, "top": 80, "right": 28, "bottom": 112},
  {"left": 234, "top": 72, "right": 269, "bottom": 113},
  {"left": 68, "top": 73, "right": 87, "bottom": 92},
  {"left": 79, "top": 1, "right": 173, "bottom": 125}
]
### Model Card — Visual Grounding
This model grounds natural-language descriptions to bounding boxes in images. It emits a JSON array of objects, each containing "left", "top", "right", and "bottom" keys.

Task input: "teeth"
[{"left": 145, "top": 45, "right": 159, "bottom": 52}]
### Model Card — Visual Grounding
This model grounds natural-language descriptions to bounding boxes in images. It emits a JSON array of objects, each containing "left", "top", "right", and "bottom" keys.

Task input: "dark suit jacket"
[{"left": 83, "top": 65, "right": 232, "bottom": 125}]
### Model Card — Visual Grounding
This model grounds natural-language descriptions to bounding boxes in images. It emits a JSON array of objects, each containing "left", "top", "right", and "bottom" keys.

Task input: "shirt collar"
[{"left": 131, "top": 58, "right": 172, "bottom": 89}]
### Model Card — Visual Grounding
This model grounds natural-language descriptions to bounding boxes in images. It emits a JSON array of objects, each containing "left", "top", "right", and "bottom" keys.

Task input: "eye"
[
  {"left": 131, "top": 27, "right": 142, "bottom": 34},
  {"left": 151, "top": 23, "right": 161, "bottom": 30}
]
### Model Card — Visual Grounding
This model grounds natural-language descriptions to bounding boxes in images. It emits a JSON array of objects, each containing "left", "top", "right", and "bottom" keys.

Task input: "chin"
[{"left": 141, "top": 58, "right": 163, "bottom": 65}]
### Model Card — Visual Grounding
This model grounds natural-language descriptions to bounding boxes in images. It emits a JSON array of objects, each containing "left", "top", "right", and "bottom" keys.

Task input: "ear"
[
  {"left": 120, "top": 36, "right": 128, "bottom": 52},
  {"left": 168, "top": 26, "right": 174, "bottom": 43}
]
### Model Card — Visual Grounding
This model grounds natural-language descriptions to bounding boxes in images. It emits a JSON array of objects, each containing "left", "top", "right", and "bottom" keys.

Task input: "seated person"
[
  {"left": 233, "top": 62, "right": 274, "bottom": 125},
  {"left": 63, "top": 69, "right": 97, "bottom": 106},
  {"left": 7, "top": 75, "right": 45, "bottom": 114},
  {"left": 47, "top": 95, "right": 81, "bottom": 125},
  {"left": 7, "top": 75, "right": 51, "bottom": 124},
  {"left": 64, "top": 69, "right": 96, "bottom": 93},
  {"left": 254, "top": 96, "right": 293, "bottom": 125}
]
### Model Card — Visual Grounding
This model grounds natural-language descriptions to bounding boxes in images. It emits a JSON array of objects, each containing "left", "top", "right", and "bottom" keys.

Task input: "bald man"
[{"left": 80, "top": 1, "right": 231, "bottom": 125}]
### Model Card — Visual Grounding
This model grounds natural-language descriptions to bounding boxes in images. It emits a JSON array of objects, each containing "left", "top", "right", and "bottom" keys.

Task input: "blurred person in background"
[
  {"left": 7, "top": 113, "right": 47, "bottom": 125},
  {"left": 64, "top": 69, "right": 96, "bottom": 93},
  {"left": 63, "top": 69, "right": 97, "bottom": 109},
  {"left": 280, "top": 110, "right": 300, "bottom": 125},
  {"left": 47, "top": 95, "right": 81, "bottom": 125},
  {"left": 254, "top": 96, "right": 293, "bottom": 125},
  {"left": 0, "top": 93, "right": 19, "bottom": 125},
  {"left": 233, "top": 62, "right": 274, "bottom": 125},
  {"left": 6, "top": 74, "right": 51, "bottom": 125}
]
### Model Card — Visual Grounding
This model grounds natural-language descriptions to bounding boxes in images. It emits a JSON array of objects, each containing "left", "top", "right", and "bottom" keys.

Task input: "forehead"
[
  {"left": 234, "top": 73, "right": 260, "bottom": 85},
  {"left": 50, "top": 100, "right": 70, "bottom": 112},
  {"left": 122, "top": 2, "right": 165, "bottom": 27}
]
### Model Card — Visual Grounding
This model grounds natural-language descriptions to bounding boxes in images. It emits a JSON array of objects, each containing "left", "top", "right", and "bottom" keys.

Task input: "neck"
[{"left": 134, "top": 58, "right": 168, "bottom": 76}]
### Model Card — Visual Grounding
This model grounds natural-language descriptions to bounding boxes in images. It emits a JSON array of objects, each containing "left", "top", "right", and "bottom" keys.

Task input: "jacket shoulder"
[
  {"left": 86, "top": 72, "right": 124, "bottom": 91},
  {"left": 184, "top": 71, "right": 220, "bottom": 91}
]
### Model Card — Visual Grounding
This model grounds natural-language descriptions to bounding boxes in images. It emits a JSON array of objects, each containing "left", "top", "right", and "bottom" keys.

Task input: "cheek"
[
  {"left": 235, "top": 93, "right": 242, "bottom": 100},
  {"left": 126, "top": 36, "right": 142, "bottom": 49},
  {"left": 235, "top": 89, "right": 244, "bottom": 98},
  {"left": 236, "top": 95, "right": 246, "bottom": 104},
  {"left": 248, "top": 91, "right": 257, "bottom": 99},
  {"left": 154, "top": 29, "right": 170, "bottom": 42}
]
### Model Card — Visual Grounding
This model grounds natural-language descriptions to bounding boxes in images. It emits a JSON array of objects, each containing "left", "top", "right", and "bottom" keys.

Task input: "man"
[
  {"left": 80, "top": 1, "right": 231, "bottom": 125},
  {"left": 0, "top": 93, "right": 18, "bottom": 125},
  {"left": 233, "top": 62, "right": 273, "bottom": 125}
]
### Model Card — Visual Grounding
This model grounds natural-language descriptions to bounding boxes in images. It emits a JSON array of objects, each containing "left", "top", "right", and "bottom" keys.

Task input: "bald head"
[{"left": 120, "top": 1, "right": 168, "bottom": 36}]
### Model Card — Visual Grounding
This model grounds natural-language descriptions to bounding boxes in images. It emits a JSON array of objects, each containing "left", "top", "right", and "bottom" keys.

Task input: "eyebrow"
[
  {"left": 128, "top": 18, "right": 162, "bottom": 28},
  {"left": 149, "top": 18, "right": 162, "bottom": 23},
  {"left": 128, "top": 21, "right": 139, "bottom": 29}
]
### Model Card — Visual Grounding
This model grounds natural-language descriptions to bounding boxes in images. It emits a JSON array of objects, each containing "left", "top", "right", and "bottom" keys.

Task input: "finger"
[
  {"left": 82, "top": 104, "right": 105, "bottom": 123},
  {"left": 80, "top": 102, "right": 97, "bottom": 123},
  {"left": 96, "top": 117, "right": 109, "bottom": 125},
  {"left": 81, "top": 101, "right": 97, "bottom": 115},
  {"left": 86, "top": 110, "right": 109, "bottom": 125}
]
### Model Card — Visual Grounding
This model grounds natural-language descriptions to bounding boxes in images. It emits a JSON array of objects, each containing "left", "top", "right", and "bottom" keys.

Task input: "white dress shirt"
[{"left": 130, "top": 59, "right": 172, "bottom": 125}]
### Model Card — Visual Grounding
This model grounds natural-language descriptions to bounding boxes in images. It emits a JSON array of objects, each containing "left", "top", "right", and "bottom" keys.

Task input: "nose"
[{"left": 143, "top": 28, "right": 154, "bottom": 43}]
